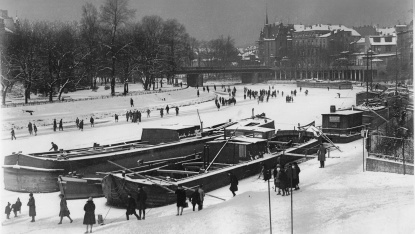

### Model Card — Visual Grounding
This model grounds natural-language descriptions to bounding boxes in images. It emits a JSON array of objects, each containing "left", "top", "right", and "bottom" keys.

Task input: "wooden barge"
[
  {"left": 3, "top": 122, "right": 236, "bottom": 193},
  {"left": 101, "top": 119, "right": 320, "bottom": 208}
]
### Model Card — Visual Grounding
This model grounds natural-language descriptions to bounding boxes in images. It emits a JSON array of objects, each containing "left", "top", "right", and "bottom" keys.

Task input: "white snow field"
[{"left": 1, "top": 83, "right": 414, "bottom": 234}]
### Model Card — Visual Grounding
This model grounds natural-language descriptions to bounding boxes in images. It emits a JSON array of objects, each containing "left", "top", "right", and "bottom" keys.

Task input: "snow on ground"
[
  {"left": 1, "top": 141, "right": 413, "bottom": 234},
  {"left": 1, "top": 83, "right": 360, "bottom": 154},
  {"left": 1, "top": 83, "right": 414, "bottom": 234}
]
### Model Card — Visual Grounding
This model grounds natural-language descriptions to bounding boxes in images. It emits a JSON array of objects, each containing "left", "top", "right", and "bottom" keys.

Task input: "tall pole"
[
  {"left": 290, "top": 164, "right": 293, "bottom": 234},
  {"left": 366, "top": 50, "right": 369, "bottom": 105},
  {"left": 395, "top": 47, "right": 398, "bottom": 94},
  {"left": 268, "top": 174, "right": 272, "bottom": 234},
  {"left": 363, "top": 131, "right": 365, "bottom": 172},
  {"left": 370, "top": 53, "right": 373, "bottom": 90},
  {"left": 402, "top": 137, "right": 405, "bottom": 175}
]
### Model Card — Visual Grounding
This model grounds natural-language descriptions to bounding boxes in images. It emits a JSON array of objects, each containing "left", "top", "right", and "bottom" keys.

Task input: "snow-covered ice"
[{"left": 1, "top": 83, "right": 413, "bottom": 234}]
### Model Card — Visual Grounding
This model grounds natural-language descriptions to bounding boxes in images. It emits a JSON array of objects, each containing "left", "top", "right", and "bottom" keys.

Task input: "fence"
[
  {"left": 369, "top": 134, "right": 414, "bottom": 165},
  {"left": 1, "top": 87, "right": 186, "bottom": 108}
]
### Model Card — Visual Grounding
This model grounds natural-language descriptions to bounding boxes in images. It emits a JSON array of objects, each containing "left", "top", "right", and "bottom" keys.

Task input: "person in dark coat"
[
  {"left": 58, "top": 194, "right": 73, "bottom": 224},
  {"left": 166, "top": 105, "right": 170, "bottom": 114},
  {"left": 197, "top": 90, "right": 200, "bottom": 97},
  {"left": 115, "top": 114, "right": 119, "bottom": 122},
  {"left": 11, "top": 202, "right": 17, "bottom": 217},
  {"left": 137, "top": 111, "right": 141, "bottom": 123},
  {"left": 27, "top": 193, "right": 36, "bottom": 222},
  {"left": 146, "top": 109, "right": 151, "bottom": 118},
  {"left": 130, "top": 98, "right": 134, "bottom": 107},
  {"left": 90, "top": 117, "right": 94, "bottom": 127},
  {"left": 5, "top": 202, "right": 11, "bottom": 219},
  {"left": 126, "top": 194, "right": 139, "bottom": 220},
  {"left": 317, "top": 143, "right": 327, "bottom": 168},
  {"left": 137, "top": 186, "right": 147, "bottom": 220},
  {"left": 175, "top": 185, "right": 187, "bottom": 216},
  {"left": 189, "top": 189, "right": 200, "bottom": 212},
  {"left": 286, "top": 164, "right": 298, "bottom": 190},
  {"left": 33, "top": 124, "right": 37, "bottom": 136},
  {"left": 79, "top": 120, "right": 84, "bottom": 131},
  {"left": 14, "top": 198, "right": 22, "bottom": 215},
  {"left": 76, "top": 117, "right": 79, "bottom": 128},
  {"left": 227, "top": 172, "right": 238, "bottom": 197},
  {"left": 197, "top": 185, "right": 205, "bottom": 210},
  {"left": 175, "top": 106, "right": 179, "bottom": 116},
  {"left": 59, "top": 119, "right": 63, "bottom": 131},
  {"left": 160, "top": 109, "right": 164, "bottom": 118},
  {"left": 50, "top": 142, "right": 59, "bottom": 151},
  {"left": 28, "top": 122, "right": 33, "bottom": 135},
  {"left": 11, "top": 128, "right": 16, "bottom": 140},
  {"left": 83, "top": 197, "right": 96, "bottom": 233},
  {"left": 293, "top": 162, "right": 301, "bottom": 190},
  {"left": 53, "top": 119, "right": 57, "bottom": 131},
  {"left": 126, "top": 111, "right": 130, "bottom": 122}
]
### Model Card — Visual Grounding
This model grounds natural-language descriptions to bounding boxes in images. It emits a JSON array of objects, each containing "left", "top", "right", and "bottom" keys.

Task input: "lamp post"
[
  {"left": 290, "top": 163, "right": 294, "bottom": 234},
  {"left": 365, "top": 49, "right": 374, "bottom": 105}
]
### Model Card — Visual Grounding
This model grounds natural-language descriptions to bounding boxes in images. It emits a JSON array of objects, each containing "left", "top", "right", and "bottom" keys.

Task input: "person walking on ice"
[
  {"left": 58, "top": 119, "right": 63, "bottom": 131},
  {"left": 33, "top": 124, "right": 37, "bottom": 136},
  {"left": 137, "top": 186, "right": 147, "bottom": 220},
  {"left": 146, "top": 109, "right": 151, "bottom": 118},
  {"left": 175, "top": 185, "right": 187, "bottom": 216},
  {"left": 11, "top": 128, "right": 16, "bottom": 140},
  {"left": 83, "top": 197, "right": 96, "bottom": 233},
  {"left": 5, "top": 202, "right": 11, "bottom": 219},
  {"left": 28, "top": 122, "right": 33, "bottom": 135},
  {"left": 126, "top": 194, "right": 139, "bottom": 220},
  {"left": 27, "top": 193, "right": 36, "bottom": 222},
  {"left": 130, "top": 98, "right": 134, "bottom": 107},
  {"left": 227, "top": 172, "right": 239, "bottom": 197},
  {"left": 317, "top": 143, "right": 327, "bottom": 168},
  {"left": 53, "top": 119, "right": 57, "bottom": 132},
  {"left": 175, "top": 106, "right": 179, "bottom": 116},
  {"left": 58, "top": 194, "right": 73, "bottom": 224}
]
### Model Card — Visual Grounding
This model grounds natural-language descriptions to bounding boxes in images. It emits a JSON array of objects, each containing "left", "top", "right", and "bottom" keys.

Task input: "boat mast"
[{"left": 197, "top": 109, "right": 203, "bottom": 132}]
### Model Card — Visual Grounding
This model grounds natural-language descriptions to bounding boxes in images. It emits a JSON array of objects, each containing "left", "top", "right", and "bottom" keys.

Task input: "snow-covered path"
[{"left": 1, "top": 141, "right": 413, "bottom": 234}]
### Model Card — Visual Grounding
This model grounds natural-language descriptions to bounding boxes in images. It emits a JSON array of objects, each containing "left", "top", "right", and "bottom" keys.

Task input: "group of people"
[
  {"left": 4, "top": 198, "right": 22, "bottom": 219},
  {"left": 53, "top": 119, "right": 64, "bottom": 131},
  {"left": 8, "top": 193, "right": 97, "bottom": 233},
  {"left": 175, "top": 184, "right": 206, "bottom": 216},
  {"left": 273, "top": 162, "right": 301, "bottom": 196},
  {"left": 126, "top": 186, "right": 147, "bottom": 221}
]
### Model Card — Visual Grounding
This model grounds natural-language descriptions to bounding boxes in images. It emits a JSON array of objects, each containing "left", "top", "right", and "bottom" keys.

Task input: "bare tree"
[
  {"left": 100, "top": 0, "right": 135, "bottom": 95},
  {"left": 80, "top": 3, "right": 103, "bottom": 90}
]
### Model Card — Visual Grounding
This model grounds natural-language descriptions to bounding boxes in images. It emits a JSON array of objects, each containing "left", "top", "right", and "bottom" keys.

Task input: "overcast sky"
[{"left": 2, "top": 0, "right": 413, "bottom": 46}]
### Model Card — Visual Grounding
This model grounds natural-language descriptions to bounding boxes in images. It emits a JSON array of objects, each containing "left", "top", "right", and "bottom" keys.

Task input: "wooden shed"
[
  {"left": 321, "top": 110, "right": 363, "bottom": 135},
  {"left": 205, "top": 137, "right": 268, "bottom": 164}
]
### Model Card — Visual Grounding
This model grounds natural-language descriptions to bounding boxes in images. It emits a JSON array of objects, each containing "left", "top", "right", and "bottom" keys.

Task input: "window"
[
  {"left": 385, "top": 37, "right": 392, "bottom": 42},
  {"left": 373, "top": 37, "right": 381, "bottom": 42}
]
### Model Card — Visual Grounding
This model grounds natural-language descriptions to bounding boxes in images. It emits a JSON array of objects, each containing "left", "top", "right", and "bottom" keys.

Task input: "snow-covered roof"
[
  {"left": 296, "top": 24, "right": 361, "bottom": 37},
  {"left": 376, "top": 27, "right": 396, "bottom": 36},
  {"left": 369, "top": 36, "right": 396, "bottom": 46},
  {"left": 293, "top": 24, "right": 305, "bottom": 31},
  {"left": 356, "top": 38, "right": 365, "bottom": 44},
  {"left": 319, "top": 32, "right": 331, "bottom": 38}
]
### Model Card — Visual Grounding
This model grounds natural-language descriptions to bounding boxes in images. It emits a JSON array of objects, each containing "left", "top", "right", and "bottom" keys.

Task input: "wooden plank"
[{"left": 157, "top": 169, "right": 199, "bottom": 175}]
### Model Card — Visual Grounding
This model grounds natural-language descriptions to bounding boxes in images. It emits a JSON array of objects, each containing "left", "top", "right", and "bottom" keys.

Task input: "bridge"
[{"left": 174, "top": 65, "right": 376, "bottom": 87}]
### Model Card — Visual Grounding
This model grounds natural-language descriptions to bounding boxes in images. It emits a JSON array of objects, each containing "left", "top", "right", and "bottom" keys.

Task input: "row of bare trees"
[{"left": 1, "top": 0, "right": 238, "bottom": 105}]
